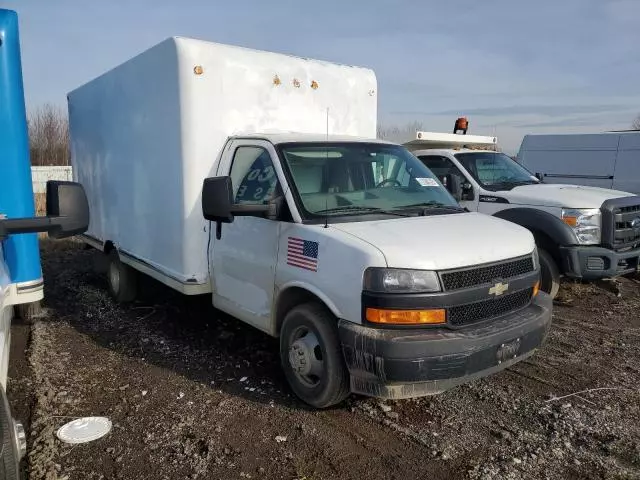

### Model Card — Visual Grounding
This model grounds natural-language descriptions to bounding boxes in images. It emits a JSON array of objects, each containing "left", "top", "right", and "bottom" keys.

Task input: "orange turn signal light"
[
  {"left": 562, "top": 216, "right": 577, "bottom": 227},
  {"left": 533, "top": 281, "right": 540, "bottom": 297},
  {"left": 366, "top": 308, "right": 446, "bottom": 325}
]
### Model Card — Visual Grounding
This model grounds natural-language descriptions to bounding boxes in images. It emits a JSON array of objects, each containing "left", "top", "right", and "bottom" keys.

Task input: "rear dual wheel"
[
  {"left": 106, "top": 250, "right": 137, "bottom": 303},
  {"left": 14, "top": 301, "right": 42, "bottom": 324}
]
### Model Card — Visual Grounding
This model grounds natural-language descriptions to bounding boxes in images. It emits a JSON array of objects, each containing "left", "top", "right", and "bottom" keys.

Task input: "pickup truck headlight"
[
  {"left": 561, "top": 208, "right": 601, "bottom": 245},
  {"left": 532, "top": 247, "right": 540, "bottom": 271},
  {"left": 363, "top": 268, "right": 441, "bottom": 293}
]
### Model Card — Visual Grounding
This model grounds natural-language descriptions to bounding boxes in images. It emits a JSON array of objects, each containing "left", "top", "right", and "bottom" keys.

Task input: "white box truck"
[
  {"left": 405, "top": 123, "right": 640, "bottom": 299},
  {"left": 518, "top": 132, "right": 640, "bottom": 194},
  {"left": 69, "top": 38, "right": 552, "bottom": 408}
]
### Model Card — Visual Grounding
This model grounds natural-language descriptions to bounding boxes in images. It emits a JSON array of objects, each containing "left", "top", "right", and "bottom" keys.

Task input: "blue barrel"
[{"left": 0, "top": 9, "right": 42, "bottom": 284}]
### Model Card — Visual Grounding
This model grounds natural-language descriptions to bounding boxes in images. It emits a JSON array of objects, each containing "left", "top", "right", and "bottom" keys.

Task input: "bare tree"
[
  {"left": 28, "top": 104, "right": 69, "bottom": 166},
  {"left": 632, "top": 114, "right": 640, "bottom": 131}
]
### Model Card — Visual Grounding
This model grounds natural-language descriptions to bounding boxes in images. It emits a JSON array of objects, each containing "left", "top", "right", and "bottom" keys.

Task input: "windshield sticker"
[{"left": 416, "top": 177, "right": 439, "bottom": 187}]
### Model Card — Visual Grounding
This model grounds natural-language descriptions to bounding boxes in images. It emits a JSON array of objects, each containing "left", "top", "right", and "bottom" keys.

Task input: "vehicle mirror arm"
[{"left": 0, "top": 214, "right": 81, "bottom": 241}]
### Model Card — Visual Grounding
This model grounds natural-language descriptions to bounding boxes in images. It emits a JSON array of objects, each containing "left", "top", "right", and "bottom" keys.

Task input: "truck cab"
[
  {"left": 201, "top": 133, "right": 552, "bottom": 407},
  {"left": 408, "top": 130, "right": 640, "bottom": 298}
]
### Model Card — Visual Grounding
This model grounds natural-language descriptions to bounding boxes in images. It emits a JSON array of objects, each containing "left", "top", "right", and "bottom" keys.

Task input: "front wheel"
[
  {"left": 0, "top": 388, "right": 25, "bottom": 480},
  {"left": 538, "top": 247, "right": 560, "bottom": 299},
  {"left": 280, "top": 303, "right": 350, "bottom": 408}
]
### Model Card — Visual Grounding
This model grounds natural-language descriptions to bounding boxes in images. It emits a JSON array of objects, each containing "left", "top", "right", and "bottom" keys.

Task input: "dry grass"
[
  {"left": 34, "top": 193, "right": 47, "bottom": 216},
  {"left": 34, "top": 193, "right": 47, "bottom": 238}
]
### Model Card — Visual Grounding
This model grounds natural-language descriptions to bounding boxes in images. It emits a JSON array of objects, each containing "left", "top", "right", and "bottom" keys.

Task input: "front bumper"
[
  {"left": 338, "top": 292, "right": 552, "bottom": 400},
  {"left": 560, "top": 245, "right": 640, "bottom": 280}
]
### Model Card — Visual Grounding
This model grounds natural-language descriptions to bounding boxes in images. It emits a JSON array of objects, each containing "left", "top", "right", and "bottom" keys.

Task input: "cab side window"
[
  {"left": 419, "top": 155, "right": 465, "bottom": 181},
  {"left": 230, "top": 146, "right": 279, "bottom": 205}
]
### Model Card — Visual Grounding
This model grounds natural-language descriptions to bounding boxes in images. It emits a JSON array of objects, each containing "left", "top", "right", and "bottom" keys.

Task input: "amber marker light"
[{"left": 366, "top": 308, "right": 446, "bottom": 325}]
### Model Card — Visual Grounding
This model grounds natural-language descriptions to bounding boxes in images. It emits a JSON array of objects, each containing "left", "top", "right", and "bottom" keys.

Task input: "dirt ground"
[{"left": 8, "top": 240, "right": 640, "bottom": 480}]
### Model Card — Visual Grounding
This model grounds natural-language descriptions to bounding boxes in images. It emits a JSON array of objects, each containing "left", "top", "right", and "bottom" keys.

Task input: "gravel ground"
[{"left": 8, "top": 240, "right": 640, "bottom": 479}]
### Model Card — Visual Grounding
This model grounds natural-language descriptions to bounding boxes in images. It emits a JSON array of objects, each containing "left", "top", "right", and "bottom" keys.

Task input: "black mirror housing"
[
  {"left": 0, "top": 181, "right": 90, "bottom": 240},
  {"left": 461, "top": 182, "right": 474, "bottom": 201},
  {"left": 46, "top": 181, "right": 90, "bottom": 239},
  {"left": 202, "top": 176, "right": 234, "bottom": 223},
  {"left": 444, "top": 173, "right": 463, "bottom": 201},
  {"left": 202, "top": 176, "right": 278, "bottom": 239}
]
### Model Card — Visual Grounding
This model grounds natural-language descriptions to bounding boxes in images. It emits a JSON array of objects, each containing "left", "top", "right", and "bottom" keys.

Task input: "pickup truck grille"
[
  {"left": 601, "top": 198, "right": 640, "bottom": 251},
  {"left": 448, "top": 288, "right": 532, "bottom": 327},
  {"left": 440, "top": 256, "right": 534, "bottom": 291}
]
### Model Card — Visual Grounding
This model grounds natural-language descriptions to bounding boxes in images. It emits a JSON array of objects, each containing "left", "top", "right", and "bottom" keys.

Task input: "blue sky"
[{"left": 5, "top": 0, "right": 640, "bottom": 153}]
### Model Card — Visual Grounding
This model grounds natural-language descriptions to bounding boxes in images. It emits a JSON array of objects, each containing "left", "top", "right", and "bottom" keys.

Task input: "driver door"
[{"left": 210, "top": 140, "right": 282, "bottom": 333}]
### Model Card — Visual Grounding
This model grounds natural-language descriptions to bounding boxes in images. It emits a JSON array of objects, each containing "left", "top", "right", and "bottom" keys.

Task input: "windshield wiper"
[
  {"left": 489, "top": 180, "right": 538, "bottom": 189},
  {"left": 399, "top": 202, "right": 465, "bottom": 212},
  {"left": 315, "top": 206, "right": 411, "bottom": 217}
]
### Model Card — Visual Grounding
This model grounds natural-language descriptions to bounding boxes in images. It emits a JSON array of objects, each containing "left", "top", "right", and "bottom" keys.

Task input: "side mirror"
[
  {"left": 461, "top": 182, "right": 474, "bottom": 201},
  {"left": 535, "top": 172, "right": 544, "bottom": 181},
  {"left": 46, "top": 181, "right": 90, "bottom": 239},
  {"left": 444, "top": 173, "right": 463, "bottom": 201},
  {"left": 202, "top": 176, "right": 234, "bottom": 223},
  {"left": 201, "top": 176, "right": 278, "bottom": 239},
  {"left": 0, "top": 181, "right": 90, "bottom": 240}
]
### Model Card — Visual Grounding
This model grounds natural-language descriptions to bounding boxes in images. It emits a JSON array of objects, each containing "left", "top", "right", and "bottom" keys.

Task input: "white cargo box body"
[{"left": 69, "top": 37, "right": 377, "bottom": 290}]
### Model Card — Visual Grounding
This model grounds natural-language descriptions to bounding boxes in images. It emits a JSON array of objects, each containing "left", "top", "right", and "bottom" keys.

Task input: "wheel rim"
[
  {"left": 288, "top": 327, "right": 324, "bottom": 388},
  {"left": 109, "top": 260, "right": 120, "bottom": 294},
  {"left": 13, "top": 420, "right": 26, "bottom": 460}
]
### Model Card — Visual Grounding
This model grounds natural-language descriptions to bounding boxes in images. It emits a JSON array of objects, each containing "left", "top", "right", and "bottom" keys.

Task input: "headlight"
[
  {"left": 532, "top": 247, "right": 540, "bottom": 271},
  {"left": 561, "top": 208, "right": 601, "bottom": 244},
  {"left": 363, "top": 268, "right": 441, "bottom": 293}
]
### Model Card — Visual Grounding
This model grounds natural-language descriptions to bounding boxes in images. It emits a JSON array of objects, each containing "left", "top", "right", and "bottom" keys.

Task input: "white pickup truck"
[
  {"left": 70, "top": 37, "right": 552, "bottom": 408},
  {"left": 406, "top": 128, "right": 640, "bottom": 298}
]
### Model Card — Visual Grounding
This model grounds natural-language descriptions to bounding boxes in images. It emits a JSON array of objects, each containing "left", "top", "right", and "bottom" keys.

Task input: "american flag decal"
[{"left": 287, "top": 237, "right": 319, "bottom": 272}]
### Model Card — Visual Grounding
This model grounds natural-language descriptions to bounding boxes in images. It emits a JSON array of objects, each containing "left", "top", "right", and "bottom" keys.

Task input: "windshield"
[
  {"left": 278, "top": 142, "right": 459, "bottom": 220},
  {"left": 455, "top": 152, "right": 539, "bottom": 191}
]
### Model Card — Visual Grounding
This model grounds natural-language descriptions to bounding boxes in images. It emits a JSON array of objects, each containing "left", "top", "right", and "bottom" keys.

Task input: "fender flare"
[
  {"left": 272, "top": 281, "right": 343, "bottom": 335},
  {"left": 492, "top": 208, "right": 578, "bottom": 246}
]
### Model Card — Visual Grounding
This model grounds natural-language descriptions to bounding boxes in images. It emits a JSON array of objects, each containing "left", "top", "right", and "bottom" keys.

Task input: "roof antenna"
[{"left": 324, "top": 107, "right": 329, "bottom": 229}]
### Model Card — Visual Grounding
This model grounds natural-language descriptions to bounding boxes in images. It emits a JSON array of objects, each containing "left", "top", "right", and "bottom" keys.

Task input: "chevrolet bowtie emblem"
[{"left": 489, "top": 282, "right": 509, "bottom": 296}]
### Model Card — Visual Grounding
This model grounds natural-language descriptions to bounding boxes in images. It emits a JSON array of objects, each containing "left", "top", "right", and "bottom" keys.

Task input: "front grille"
[
  {"left": 613, "top": 204, "right": 640, "bottom": 250},
  {"left": 448, "top": 288, "right": 532, "bottom": 327},
  {"left": 602, "top": 198, "right": 640, "bottom": 250},
  {"left": 440, "top": 256, "right": 534, "bottom": 291}
]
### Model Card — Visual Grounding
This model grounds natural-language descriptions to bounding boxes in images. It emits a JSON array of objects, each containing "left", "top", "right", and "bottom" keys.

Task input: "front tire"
[
  {"left": 0, "top": 388, "right": 24, "bottom": 480},
  {"left": 107, "top": 250, "right": 137, "bottom": 303},
  {"left": 280, "top": 303, "right": 350, "bottom": 408},
  {"left": 538, "top": 247, "right": 560, "bottom": 299}
]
